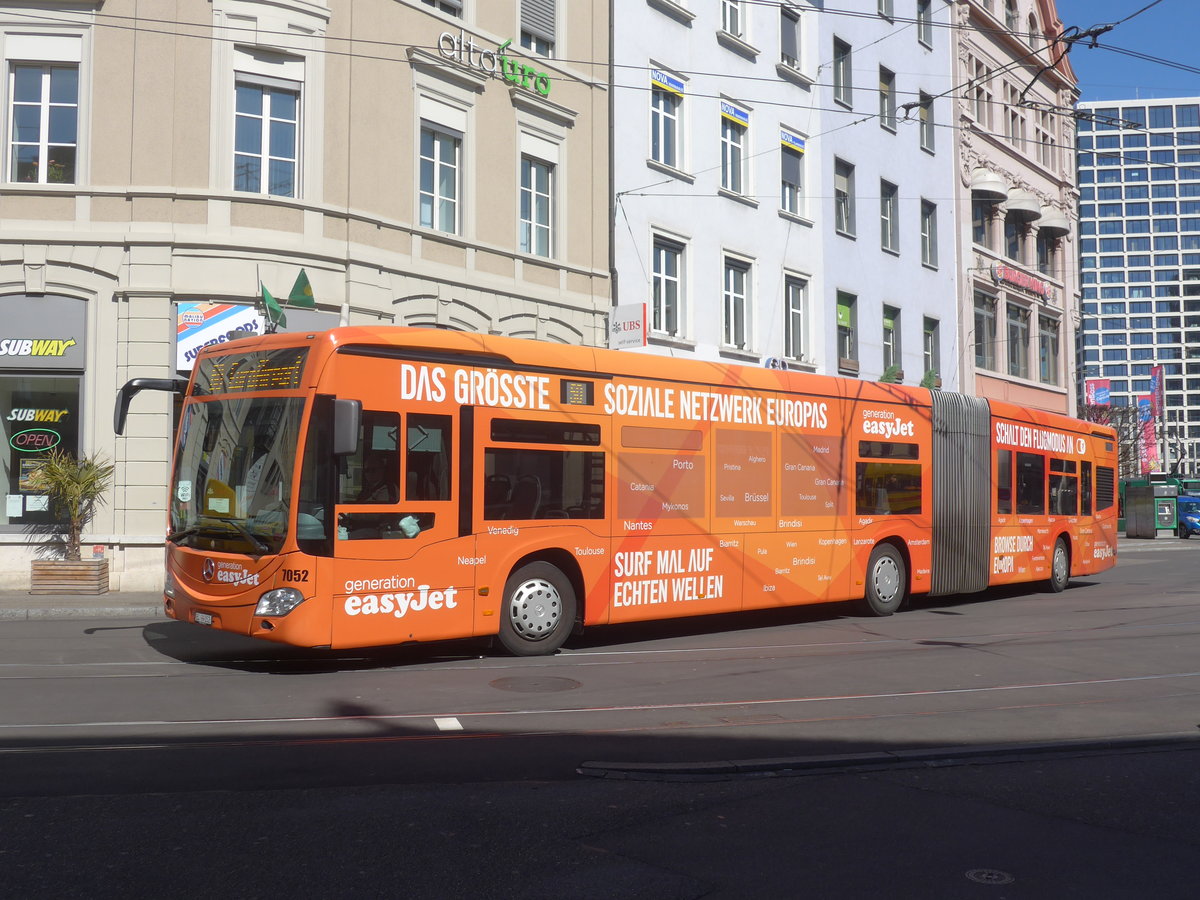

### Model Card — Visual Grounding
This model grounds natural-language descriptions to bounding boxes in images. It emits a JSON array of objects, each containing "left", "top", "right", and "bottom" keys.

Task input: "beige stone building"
[
  {"left": 0, "top": 1, "right": 609, "bottom": 588},
  {"left": 953, "top": 0, "right": 1079, "bottom": 415}
]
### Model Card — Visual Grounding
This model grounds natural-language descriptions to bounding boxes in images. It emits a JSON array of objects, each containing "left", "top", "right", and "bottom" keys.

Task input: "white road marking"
[{"left": 435, "top": 717, "right": 463, "bottom": 731}]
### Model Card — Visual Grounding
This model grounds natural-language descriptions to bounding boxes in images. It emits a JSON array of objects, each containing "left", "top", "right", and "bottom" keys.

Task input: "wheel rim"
[
  {"left": 872, "top": 555, "right": 901, "bottom": 604},
  {"left": 508, "top": 577, "right": 563, "bottom": 641},
  {"left": 1053, "top": 545, "right": 1068, "bottom": 584}
]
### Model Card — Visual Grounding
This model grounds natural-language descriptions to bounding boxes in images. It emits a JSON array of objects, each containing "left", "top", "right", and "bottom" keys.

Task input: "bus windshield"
[{"left": 169, "top": 395, "right": 307, "bottom": 555}]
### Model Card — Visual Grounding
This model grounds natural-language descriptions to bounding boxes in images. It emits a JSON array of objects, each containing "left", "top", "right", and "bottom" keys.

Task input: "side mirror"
[
  {"left": 114, "top": 377, "right": 189, "bottom": 435},
  {"left": 332, "top": 398, "right": 361, "bottom": 456}
]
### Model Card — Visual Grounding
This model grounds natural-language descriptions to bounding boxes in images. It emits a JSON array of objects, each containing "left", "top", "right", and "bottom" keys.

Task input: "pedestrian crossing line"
[{"left": 435, "top": 717, "right": 464, "bottom": 731}]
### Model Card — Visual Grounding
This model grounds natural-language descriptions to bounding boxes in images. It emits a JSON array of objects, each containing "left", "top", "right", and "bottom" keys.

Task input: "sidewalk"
[{"left": 0, "top": 588, "right": 164, "bottom": 621}]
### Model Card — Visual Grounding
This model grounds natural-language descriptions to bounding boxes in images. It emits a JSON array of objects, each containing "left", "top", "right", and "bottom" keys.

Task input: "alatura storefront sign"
[{"left": 438, "top": 31, "right": 552, "bottom": 98}]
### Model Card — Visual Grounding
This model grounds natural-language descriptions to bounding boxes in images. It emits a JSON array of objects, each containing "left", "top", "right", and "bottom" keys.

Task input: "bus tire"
[
  {"left": 498, "top": 562, "right": 576, "bottom": 656},
  {"left": 1179, "top": 525, "right": 1191, "bottom": 540},
  {"left": 1048, "top": 538, "right": 1070, "bottom": 593},
  {"left": 857, "top": 543, "right": 906, "bottom": 616}
]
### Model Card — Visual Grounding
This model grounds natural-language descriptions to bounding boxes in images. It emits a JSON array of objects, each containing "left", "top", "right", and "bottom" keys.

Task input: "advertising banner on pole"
[
  {"left": 1085, "top": 378, "right": 1111, "bottom": 406},
  {"left": 1138, "top": 395, "right": 1159, "bottom": 473}
]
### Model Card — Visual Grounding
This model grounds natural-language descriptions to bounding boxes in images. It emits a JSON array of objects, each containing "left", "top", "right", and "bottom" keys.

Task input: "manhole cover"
[
  {"left": 965, "top": 869, "right": 1015, "bottom": 886},
  {"left": 489, "top": 676, "right": 582, "bottom": 693}
]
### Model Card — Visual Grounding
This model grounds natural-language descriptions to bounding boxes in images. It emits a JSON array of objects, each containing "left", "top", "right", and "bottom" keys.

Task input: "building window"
[
  {"left": 1007, "top": 303, "right": 1030, "bottom": 379},
  {"left": 837, "top": 291, "right": 858, "bottom": 366},
  {"left": 1036, "top": 107, "right": 1055, "bottom": 169},
  {"left": 879, "top": 67, "right": 896, "bottom": 132},
  {"left": 420, "top": 0, "right": 462, "bottom": 16},
  {"left": 880, "top": 180, "right": 899, "bottom": 253},
  {"left": 882, "top": 306, "right": 901, "bottom": 372},
  {"left": 650, "top": 77, "right": 682, "bottom": 169},
  {"left": 520, "top": 0, "right": 556, "bottom": 57},
  {"left": 972, "top": 59, "right": 992, "bottom": 130},
  {"left": 780, "top": 132, "right": 805, "bottom": 215},
  {"left": 419, "top": 123, "right": 461, "bottom": 234},
  {"left": 784, "top": 275, "right": 808, "bottom": 362},
  {"left": 1005, "top": 83, "right": 1026, "bottom": 149},
  {"left": 722, "top": 0, "right": 745, "bottom": 38},
  {"left": 1005, "top": 0, "right": 1018, "bottom": 31},
  {"left": 519, "top": 156, "right": 553, "bottom": 257},
  {"left": 1036, "top": 231, "right": 1056, "bottom": 276},
  {"left": 919, "top": 92, "right": 935, "bottom": 152},
  {"left": 1028, "top": 13, "right": 1040, "bottom": 46},
  {"left": 234, "top": 76, "right": 299, "bottom": 197},
  {"left": 923, "top": 317, "right": 940, "bottom": 379},
  {"left": 720, "top": 104, "right": 748, "bottom": 194},
  {"left": 916, "top": 0, "right": 933, "bottom": 48},
  {"left": 833, "top": 38, "right": 852, "bottom": 108},
  {"left": 972, "top": 199, "right": 994, "bottom": 247},
  {"left": 921, "top": 200, "right": 938, "bottom": 268},
  {"left": 722, "top": 257, "right": 751, "bottom": 350},
  {"left": 1005, "top": 216, "right": 1023, "bottom": 262},
  {"left": 975, "top": 291, "right": 997, "bottom": 371},
  {"left": 1039, "top": 315, "right": 1060, "bottom": 385},
  {"left": 652, "top": 236, "right": 683, "bottom": 338},
  {"left": 835, "top": 158, "right": 855, "bottom": 237},
  {"left": 8, "top": 64, "right": 78, "bottom": 185},
  {"left": 878, "top": 0, "right": 893, "bottom": 18},
  {"left": 780, "top": 6, "right": 801, "bottom": 69}
]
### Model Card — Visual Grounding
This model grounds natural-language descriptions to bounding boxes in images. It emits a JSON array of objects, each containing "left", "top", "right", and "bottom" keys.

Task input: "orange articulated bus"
[{"left": 114, "top": 326, "right": 1119, "bottom": 655}]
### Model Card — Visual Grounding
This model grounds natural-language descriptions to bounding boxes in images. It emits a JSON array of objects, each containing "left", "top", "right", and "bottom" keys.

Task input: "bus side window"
[
  {"left": 406, "top": 414, "right": 452, "bottom": 501},
  {"left": 1080, "top": 461, "right": 1093, "bottom": 516},
  {"left": 997, "top": 449, "right": 1013, "bottom": 515},
  {"left": 340, "top": 411, "right": 400, "bottom": 505},
  {"left": 1015, "top": 452, "right": 1046, "bottom": 515}
]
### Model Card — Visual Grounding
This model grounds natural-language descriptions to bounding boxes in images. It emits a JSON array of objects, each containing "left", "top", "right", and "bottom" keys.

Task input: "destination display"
[{"left": 195, "top": 348, "right": 309, "bottom": 394}]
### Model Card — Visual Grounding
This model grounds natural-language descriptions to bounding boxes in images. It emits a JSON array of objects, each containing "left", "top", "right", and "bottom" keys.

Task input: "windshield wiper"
[
  {"left": 224, "top": 520, "right": 271, "bottom": 556},
  {"left": 167, "top": 522, "right": 270, "bottom": 555},
  {"left": 166, "top": 527, "right": 199, "bottom": 545}
]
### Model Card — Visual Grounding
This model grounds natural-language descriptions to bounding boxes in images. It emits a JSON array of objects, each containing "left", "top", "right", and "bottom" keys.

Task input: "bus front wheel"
[
  {"left": 1048, "top": 539, "right": 1070, "bottom": 593},
  {"left": 498, "top": 562, "right": 576, "bottom": 656},
  {"left": 857, "top": 544, "right": 906, "bottom": 616}
]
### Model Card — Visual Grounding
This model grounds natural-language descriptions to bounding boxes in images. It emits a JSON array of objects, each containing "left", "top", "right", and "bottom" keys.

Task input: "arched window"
[
  {"left": 1028, "top": 13, "right": 1040, "bottom": 46},
  {"left": 1005, "top": 0, "right": 1019, "bottom": 31}
]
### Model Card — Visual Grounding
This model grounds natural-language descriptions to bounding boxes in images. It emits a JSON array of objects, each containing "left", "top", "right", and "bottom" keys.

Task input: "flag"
[
  {"left": 288, "top": 269, "right": 315, "bottom": 308},
  {"left": 261, "top": 283, "right": 286, "bottom": 329}
]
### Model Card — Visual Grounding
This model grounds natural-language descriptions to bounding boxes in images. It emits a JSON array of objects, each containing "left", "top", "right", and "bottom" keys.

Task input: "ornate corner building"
[{"left": 952, "top": 0, "right": 1079, "bottom": 415}]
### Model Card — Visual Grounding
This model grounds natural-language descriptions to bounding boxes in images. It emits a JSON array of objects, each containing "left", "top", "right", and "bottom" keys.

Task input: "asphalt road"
[{"left": 2, "top": 540, "right": 1199, "bottom": 897}]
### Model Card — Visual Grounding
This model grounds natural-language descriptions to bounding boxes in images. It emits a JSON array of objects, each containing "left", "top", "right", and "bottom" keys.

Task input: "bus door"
[
  {"left": 471, "top": 407, "right": 610, "bottom": 631},
  {"left": 330, "top": 401, "right": 475, "bottom": 648}
]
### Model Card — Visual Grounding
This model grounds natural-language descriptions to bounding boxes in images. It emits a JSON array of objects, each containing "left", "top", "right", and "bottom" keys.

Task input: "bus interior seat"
[
  {"left": 508, "top": 475, "right": 542, "bottom": 518},
  {"left": 485, "top": 475, "right": 512, "bottom": 505}
]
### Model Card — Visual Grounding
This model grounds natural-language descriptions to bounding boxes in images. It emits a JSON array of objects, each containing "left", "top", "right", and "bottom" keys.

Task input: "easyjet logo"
[{"left": 0, "top": 338, "right": 77, "bottom": 357}]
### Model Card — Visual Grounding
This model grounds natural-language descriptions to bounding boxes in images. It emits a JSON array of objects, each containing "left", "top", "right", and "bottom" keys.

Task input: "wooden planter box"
[{"left": 31, "top": 559, "right": 109, "bottom": 595}]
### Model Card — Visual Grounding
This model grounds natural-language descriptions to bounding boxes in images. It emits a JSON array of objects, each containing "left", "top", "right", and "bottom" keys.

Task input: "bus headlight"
[{"left": 255, "top": 588, "right": 306, "bottom": 617}]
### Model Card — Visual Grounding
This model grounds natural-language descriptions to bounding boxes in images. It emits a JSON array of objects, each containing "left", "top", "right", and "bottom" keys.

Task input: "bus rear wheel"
[
  {"left": 857, "top": 544, "right": 906, "bottom": 616},
  {"left": 1048, "top": 538, "right": 1070, "bottom": 593},
  {"left": 498, "top": 562, "right": 576, "bottom": 656}
]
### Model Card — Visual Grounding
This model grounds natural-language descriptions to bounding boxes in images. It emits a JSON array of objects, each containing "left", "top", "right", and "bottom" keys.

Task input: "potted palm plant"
[{"left": 27, "top": 449, "right": 115, "bottom": 594}]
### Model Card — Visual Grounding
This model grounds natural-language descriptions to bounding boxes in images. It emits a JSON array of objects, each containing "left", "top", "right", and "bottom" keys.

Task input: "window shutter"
[
  {"left": 781, "top": 146, "right": 802, "bottom": 185},
  {"left": 780, "top": 11, "right": 799, "bottom": 61},
  {"left": 522, "top": 0, "right": 556, "bottom": 42}
]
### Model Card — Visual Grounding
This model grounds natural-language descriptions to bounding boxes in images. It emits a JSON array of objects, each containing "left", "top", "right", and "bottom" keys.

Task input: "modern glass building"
[{"left": 1076, "top": 97, "right": 1200, "bottom": 473}]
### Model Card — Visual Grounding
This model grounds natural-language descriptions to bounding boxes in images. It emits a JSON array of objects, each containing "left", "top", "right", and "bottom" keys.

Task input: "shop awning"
[
  {"left": 1039, "top": 207, "right": 1071, "bottom": 236},
  {"left": 1006, "top": 189, "right": 1041, "bottom": 221},
  {"left": 970, "top": 168, "right": 1007, "bottom": 200}
]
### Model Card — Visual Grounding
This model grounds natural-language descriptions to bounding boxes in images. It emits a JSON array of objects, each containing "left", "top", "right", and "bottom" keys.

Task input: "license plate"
[{"left": 194, "top": 611, "right": 214, "bottom": 626}]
